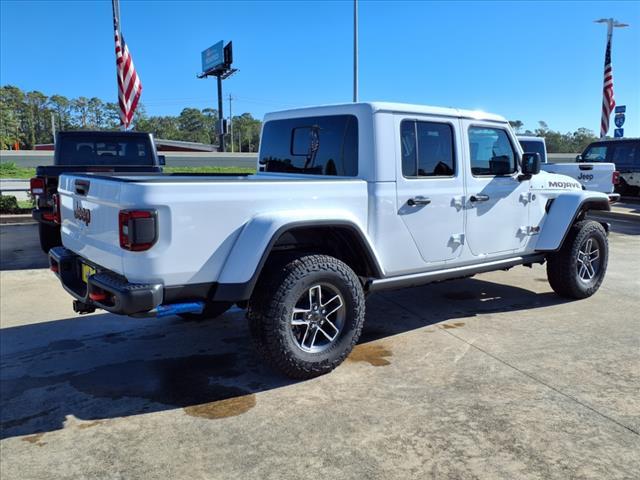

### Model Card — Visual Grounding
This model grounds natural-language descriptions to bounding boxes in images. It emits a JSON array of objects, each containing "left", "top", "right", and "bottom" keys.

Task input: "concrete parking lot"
[{"left": 1, "top": 217, "right": 639, "bottom": 479}]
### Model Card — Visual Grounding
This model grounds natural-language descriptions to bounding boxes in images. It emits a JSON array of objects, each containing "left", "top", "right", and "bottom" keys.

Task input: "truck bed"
[{"left": 58, "top": 172, "right": 369, "bottom": 287}]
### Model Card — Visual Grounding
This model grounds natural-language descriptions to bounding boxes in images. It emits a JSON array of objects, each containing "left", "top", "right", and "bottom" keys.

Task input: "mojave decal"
[{"left": 548, "top": 180, "right": 581, "bottom": 189}]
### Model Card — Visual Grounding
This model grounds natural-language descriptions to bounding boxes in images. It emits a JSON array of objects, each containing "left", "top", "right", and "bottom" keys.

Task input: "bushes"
[{"left": 0, "top": 195, "right": 32, "bottom": 214}]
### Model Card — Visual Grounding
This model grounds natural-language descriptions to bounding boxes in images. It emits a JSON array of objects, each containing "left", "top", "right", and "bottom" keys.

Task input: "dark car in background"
[
  {"left": 30, "top": 131, "right": 164, "bottom": 252},
  {"left": 577, "top": 138, "right": 640, "bottom": 196}
]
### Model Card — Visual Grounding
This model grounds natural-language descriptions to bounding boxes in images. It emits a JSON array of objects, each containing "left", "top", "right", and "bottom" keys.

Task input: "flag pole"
[
  {"left": 353, "top": 0, "right": 358, "bottom": 103},
  {"left": 595, "top": 17, "right": 629, "bottom": 138},
  {"left": 112, "top": 0, "right": 126, "bottom": 131}
]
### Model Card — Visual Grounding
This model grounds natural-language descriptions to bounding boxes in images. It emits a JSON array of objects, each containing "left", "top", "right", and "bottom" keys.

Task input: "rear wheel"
[
  {"left": 38, "top": 223, "right": 61, "bottom": 253},
  {"left": 546, "top": 220, "right": 608, "bottom": 299},
  {"left": 248, "top": 254, "right": 365, "bottom": 379},
  {"left": 178, "top": 301, "right": 232, "bottom": 321}
]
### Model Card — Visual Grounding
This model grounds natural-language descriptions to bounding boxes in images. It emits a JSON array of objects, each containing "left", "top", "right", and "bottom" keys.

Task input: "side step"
[{"left": 367, "top": 255, "right": 546, "bottom": 293}]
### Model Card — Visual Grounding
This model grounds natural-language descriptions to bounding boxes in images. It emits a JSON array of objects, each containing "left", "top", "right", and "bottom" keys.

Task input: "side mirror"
[
  {"left": 575, "top": 154, "right": 583, "bottom": 162},
  {"left": 158, "top": 155, "right": 166, "bottom": 166},
  {"left": 522, "top": 152, "right": 541, "bottom": 175}
]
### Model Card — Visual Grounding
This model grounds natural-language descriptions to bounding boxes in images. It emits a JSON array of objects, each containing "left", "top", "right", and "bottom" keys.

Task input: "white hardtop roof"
[
  {"left": 264, "top": 102, "right": 508, "bottom": 123},
  {"left": 517, "top": 135, "right": 545, "bottom": 142}
]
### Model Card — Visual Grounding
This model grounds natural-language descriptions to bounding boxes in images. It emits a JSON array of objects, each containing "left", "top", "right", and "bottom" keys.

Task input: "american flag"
[
  {"left": 600, "top": 33, "right": 615, "bottom": 138},
  {"left": 112, "top": 0, "right": 142, "bottom": 129}
]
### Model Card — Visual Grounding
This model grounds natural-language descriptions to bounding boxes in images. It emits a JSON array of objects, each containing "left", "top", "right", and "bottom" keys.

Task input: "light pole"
[
  {"left": 353, "top": 0, "right": 358, "bottom": 103},
  {"left": 594, "top": 18, "right": 628, "bottom": 138}
]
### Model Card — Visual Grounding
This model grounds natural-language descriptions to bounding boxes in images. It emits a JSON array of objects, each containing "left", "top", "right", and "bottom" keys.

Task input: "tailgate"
[
  {"left": 542, "top": 163, "right": 614, "bottom": 193},
  {"left": 58, "top": 174, "right": 124, "bottom": 275}
]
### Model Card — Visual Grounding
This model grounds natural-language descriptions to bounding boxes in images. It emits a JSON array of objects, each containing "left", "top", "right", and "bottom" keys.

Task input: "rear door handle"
[
  {"left": 407, "top": 196, "right": 431, "bottom": 207},
  {"left": 469, "top": 194, "right": 490, "bottom": 203},
  {"left": 579, "top": 164, "right": 594, "bottom": 171}
]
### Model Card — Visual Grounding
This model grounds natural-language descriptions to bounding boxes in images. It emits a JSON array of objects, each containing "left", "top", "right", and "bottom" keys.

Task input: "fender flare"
[
  {"left": 535, "top": 191, "right": 610, "bottom": 252},
  {"left": 213, "top": 210, "right": 383, "bottom": 302}
]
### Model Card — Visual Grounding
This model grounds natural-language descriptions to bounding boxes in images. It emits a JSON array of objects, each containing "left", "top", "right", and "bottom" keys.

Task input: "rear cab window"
[
  {"left": 611, "top": 143, "right": 639, "bottom": 167},
  {"left": 468, "top": 127, "right": 517, "bottom": 176},
  {"left": 259, "top": 115, "right": 358, "bottom": 176},
  {"left": 57, "top": 135, "right": 153, "bottom": 166}
]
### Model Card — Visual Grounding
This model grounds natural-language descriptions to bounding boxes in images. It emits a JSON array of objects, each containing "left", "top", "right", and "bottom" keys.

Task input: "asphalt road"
[{"left": 0, "top": 218, "right": 638, "bottom": 479}]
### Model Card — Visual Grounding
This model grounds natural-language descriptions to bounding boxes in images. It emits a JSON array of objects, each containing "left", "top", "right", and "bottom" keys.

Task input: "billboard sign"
[{"left": 201, "top": 41, "right": 224, "bottom": 74}]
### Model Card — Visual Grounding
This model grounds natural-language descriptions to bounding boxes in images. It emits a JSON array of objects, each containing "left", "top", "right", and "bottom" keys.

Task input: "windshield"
[
  {"left": 57, "top": 135, "right": 153, "bottom": 166},
  {"left": 259, "top": 115, "right": 358, "bottom": 176},
  {"left": 518, "top": 140, "right": 546, "bottom": 163}
]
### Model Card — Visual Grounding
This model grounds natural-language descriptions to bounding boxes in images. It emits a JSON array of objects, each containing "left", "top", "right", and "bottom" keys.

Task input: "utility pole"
[
  {"left": 228, "top": 93, "right": 234, "bottom": 153},
  {"left": 353, "top": 0, "right": 358, "bottom": 102},
  {"left": 594, "top": 18, "right": 628, "bottom": 137}
]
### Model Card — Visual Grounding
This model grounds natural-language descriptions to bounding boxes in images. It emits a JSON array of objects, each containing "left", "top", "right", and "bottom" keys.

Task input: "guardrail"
[
  {"left": 0, "top": 151, "right": 258, "bottom": 168},
  {"left": 0, "top": 188, "right": 29, "bottom": 193}
]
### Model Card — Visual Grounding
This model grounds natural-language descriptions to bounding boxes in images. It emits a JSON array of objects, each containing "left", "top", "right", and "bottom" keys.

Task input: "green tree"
[
  {"left": 87, "top": 97, "right": 105, "bottom": 129},
  {"left": 508, "top": 120, "right": 524, "bottom": 133},
  {"left": 49, "top": 94, "right": 73, "bottom": 131},
  {"left": 72, "top": 97, "right": 90, "bottom": 129}
]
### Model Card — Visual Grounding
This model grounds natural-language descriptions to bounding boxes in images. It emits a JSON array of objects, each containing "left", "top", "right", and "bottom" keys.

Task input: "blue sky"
[{"left": 1, "top": 0, "right": 639, "bottom": 135}]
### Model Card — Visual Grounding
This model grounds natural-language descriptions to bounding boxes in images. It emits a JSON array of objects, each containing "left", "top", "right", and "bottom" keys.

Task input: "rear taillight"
[
  {"left": 30, "top": 177, "right": 45, "bottom": 196},
  {"left": 119, "top": 210, "right": 157, "bottom": 251},
  {"left": 52, "top": 194, "right": 61, "bottom": 224},
  {"left": 612, "top": 171, "right": 620, "bottom": 185}
]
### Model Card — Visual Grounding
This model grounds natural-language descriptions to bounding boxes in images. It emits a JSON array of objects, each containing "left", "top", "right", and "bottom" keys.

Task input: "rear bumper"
[{"left": 49, "top": 247, "right": 162, "bottom": 315}]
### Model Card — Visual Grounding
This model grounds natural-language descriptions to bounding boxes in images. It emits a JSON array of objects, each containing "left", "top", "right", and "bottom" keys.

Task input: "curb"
[{"left": 0, "top": 214, "right": 36, "bottom": 225}]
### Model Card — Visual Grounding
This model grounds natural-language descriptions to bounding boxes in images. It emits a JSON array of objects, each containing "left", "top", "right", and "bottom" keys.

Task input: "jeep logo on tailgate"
[
  {"left": 578, "top": 173, "right": 594, "bottom": 181},
  {"left": 74, "top": 200, "right": 91, "bottom": 226}
]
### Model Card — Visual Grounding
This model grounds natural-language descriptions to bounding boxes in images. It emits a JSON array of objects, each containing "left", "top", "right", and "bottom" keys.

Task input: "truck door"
[
  {"left": 395, "top": 116, "right": 465, "bottom": 264},
  {"left": 462, "top": 121, "right": 530, "bottom": 256}
]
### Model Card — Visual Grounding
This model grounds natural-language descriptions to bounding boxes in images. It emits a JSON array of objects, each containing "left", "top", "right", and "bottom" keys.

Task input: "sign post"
[{"left": 198, "top": 41, "right": 237, "bottom": 152}]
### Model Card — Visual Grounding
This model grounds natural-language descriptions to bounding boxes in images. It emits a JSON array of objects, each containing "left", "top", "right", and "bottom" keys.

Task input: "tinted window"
[
  {"left": 401, "top": 121, "right": 455, "bottom": 178},
  {"left": 469, "top": 127, "right": 516, "bottom": 176},
  {"left": 58, "top": 135, "right": 152, "bottom": 166},
  {"left": 583, "top": 145, "right": 608, "bottom": 162},
  {"left": 519, "top": 140, "right": 546, "bottom": 163},
  {"left": 611, "top": 144, "right": 638, "bottom": 167},
  {"left": 260, "top": 115, "right": 358, "bottom": 176}
]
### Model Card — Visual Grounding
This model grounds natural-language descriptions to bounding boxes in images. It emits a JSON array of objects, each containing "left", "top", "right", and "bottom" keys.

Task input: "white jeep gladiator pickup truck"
[
  {"left": 50, "top": 102, "right": 612, "bottom": 379},
  {"left": 517, "top": 135, "right": 619, "bottom": 197}
]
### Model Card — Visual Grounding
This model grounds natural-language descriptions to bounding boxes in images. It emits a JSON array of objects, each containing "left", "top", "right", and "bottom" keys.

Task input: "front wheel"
[
  {"left": 546, "top": 220, "right": 608, "bottom": 299},
  {"left": 248, "top": 254, "right": 366, "bottom": 379}
]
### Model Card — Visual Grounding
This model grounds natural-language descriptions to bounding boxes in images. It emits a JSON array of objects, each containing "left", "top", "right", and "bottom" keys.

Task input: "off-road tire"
[
  {"left": 38, "top": 223, "right": 61, "bottom": 253},
  {"left": 546, "top": 220, "right": 608, "bottom": 299},
  {"left": 178, "top": 301, "right": 232, "bottom": 321},
  {"left": 247, "top": 254, "right": 366, "bottom": 379}
]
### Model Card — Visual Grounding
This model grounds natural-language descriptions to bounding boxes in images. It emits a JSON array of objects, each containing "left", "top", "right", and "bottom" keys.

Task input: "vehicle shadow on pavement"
[{"left": 0, "top": 277, "right": 569, "bottom": 440}]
